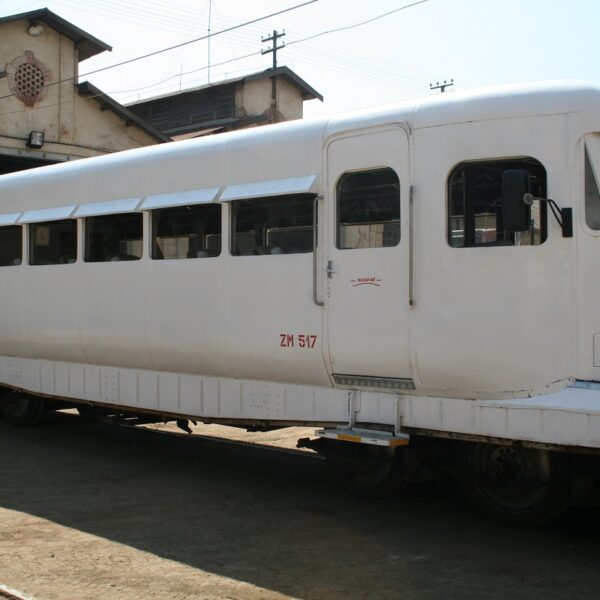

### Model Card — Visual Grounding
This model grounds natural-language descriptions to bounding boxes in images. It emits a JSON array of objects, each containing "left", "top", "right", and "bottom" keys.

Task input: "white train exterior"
[{"left": 1, "top": 80, "right": 600, "bottom": 524}]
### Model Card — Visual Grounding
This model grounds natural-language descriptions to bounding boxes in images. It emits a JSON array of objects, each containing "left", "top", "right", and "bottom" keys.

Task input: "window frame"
[
  {"left": 230, "top": 193, "right": 316, "bottom": 257},
  {"left": 28, "top": 218, "right": 78, "bottom": 266},
  {"left": 151, "top": 202, "right": 222, "bottom": 260},
  {"left": 446, "top": 156, "right": 548, "bottom": 249},
  {"left": 582, "top": 135, "right": 600, "bottom": 236},
  {"left": 84, "top": 212, "right": 144, "bottom": 263},
  {"left": 335, "top": 167, "right": 401, "bottom": 251},
  {"left": 0, "top": 224, "right": 23, "bottom": 268}
]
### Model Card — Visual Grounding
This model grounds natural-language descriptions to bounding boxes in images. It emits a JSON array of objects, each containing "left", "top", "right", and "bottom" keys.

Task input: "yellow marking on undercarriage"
[
  {"left": 389, "top": 438, "right": 410, "bottom": 446},
  {"left": 337, "top": 433, "right": 362, "bottom": 443}
]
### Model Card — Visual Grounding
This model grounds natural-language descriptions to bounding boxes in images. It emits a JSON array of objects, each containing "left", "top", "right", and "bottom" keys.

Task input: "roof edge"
[
  {"left": 77, "top": 82, "right": 170, "bottom": 143},
  {"left": 0, "top": 8, "right": 111, "bottom": 61}
]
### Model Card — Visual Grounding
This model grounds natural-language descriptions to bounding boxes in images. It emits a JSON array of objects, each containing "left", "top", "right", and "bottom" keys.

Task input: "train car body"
[{"left": 2, "top": 80, "right": 600, "bottom": 523}]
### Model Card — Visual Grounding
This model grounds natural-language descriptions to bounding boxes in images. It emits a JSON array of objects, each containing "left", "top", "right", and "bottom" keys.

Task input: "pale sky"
[{"left": 1, "top": 0, "right": 598, "bottom": 118}]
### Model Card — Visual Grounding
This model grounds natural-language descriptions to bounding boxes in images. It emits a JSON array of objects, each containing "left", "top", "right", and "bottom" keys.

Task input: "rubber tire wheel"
[
  {"left": 326, "top": 445, "right": 408, "bottom": 499},
  {"left": 459, "top": 442, "right": 571, "bottom": 527},
  {"left": 0, "top": 395, "right": 44, "bottom": 427}
]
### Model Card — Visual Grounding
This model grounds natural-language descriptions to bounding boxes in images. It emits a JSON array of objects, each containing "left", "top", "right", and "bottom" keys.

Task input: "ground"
[{"left": 1, "top": 414, "right": 600, "bottom": 600}]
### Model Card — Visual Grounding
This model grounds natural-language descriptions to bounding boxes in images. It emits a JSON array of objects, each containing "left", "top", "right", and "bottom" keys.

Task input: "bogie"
[
  {"left": 459, "top": 442, "right": 572, "bottom": 527},
  {"left": 0, "top": 394, "right": 44, "bottom": 427}
]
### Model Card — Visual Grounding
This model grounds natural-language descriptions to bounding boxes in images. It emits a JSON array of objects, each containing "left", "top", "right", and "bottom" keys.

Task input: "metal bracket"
[{"left": 347, "top": 389, "right": 360, "bottom": 429}]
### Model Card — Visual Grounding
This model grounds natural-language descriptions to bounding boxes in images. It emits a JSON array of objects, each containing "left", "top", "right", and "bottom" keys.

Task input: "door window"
[{"left": 336, "top": 168, "right": 400, "bottom": 250}]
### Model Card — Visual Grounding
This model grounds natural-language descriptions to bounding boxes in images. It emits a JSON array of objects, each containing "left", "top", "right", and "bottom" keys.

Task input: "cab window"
[{"left": 448, "top": 158, "right": 547, "bottom": 247}]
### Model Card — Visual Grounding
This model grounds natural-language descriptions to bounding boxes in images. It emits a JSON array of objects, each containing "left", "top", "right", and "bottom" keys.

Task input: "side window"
[
  {"left": 0, "top": 225, "right": 22, "bottom": 267},
  {"left": 85, "top": 213, "right": 143, "bottom": 262},
  {"left": 29, "top": 219, "right": 77, "bottom": 265},
  {"left": 336, "top": 168, "right": 400, "bottom": 250},
  {"left": 152, "top": 204, "right": 221, "bottom": 259},
  {"left": 231, "top": 194, "right": 314, "bottom": 256},
  {"left": 585, "top": 146, "right": 600, "bottom": 230},
  {"left": 448, "top": 158, "right": 547, "bottom": 247}
]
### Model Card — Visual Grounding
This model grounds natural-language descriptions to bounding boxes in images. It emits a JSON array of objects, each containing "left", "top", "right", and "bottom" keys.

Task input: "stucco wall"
[
  {"left": 236, "top": 76, "right": 303, "bottom": 123},
  {"left": 0, "top": 19, "right": 158, "bottom": 161}
]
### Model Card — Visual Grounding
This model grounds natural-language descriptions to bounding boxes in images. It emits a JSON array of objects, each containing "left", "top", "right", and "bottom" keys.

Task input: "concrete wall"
[
  {"left": 236, "top": 76, "right": 303, "bottom": 123},
  {"left": 0, "top": 19, "right": 158, "bottom": 162}
]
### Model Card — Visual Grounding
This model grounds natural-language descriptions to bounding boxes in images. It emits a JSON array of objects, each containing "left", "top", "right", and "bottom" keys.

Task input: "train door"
[{"left": 325, "top": 126, "right": 413, "bottom": 383}]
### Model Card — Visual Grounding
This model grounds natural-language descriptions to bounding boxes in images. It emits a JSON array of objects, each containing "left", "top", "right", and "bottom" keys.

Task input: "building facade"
[{"left": 0, "top": 8, "right": 167, "bottom": 175}]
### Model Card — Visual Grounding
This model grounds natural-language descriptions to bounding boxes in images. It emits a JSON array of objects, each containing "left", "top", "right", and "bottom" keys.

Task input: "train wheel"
[
  {"left": 0, "top": 395, "right": 44, "bottom": 427},
  {"left": 326, "top": 443, "right": 407, "bottom": 499},
  {"left": 460, "top": 442, "right": 571, "bottom": 526}
]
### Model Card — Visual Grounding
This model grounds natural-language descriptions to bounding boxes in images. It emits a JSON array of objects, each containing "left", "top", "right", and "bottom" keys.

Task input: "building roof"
[
  {"left": 77, "top": 82, "right": 170, "bottom": 143},
  {"left": 0, "top": 8, "right": 112, "bottom": 61},
  {"left": 127, "top": 66, "right": 323, "bottom": 107},
  {"left": 125, "top": 66, "right": 323, "bottom": 137}
]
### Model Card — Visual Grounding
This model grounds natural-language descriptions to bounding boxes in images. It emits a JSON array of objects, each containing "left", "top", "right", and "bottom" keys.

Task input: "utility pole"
[
  {"left": 261, "top": 29, "right": 286, "bottom": 124},
  {"left": 430, "top": 79, "right": 454, "bottom": 93},
  {"left": 261, "top": 29, "right": 286, "bottom": 69}
]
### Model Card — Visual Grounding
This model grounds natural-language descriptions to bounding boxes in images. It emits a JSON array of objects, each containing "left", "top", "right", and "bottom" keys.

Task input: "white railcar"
[{"left": 1, "top": 80, "right": 600, "bottom": 524}]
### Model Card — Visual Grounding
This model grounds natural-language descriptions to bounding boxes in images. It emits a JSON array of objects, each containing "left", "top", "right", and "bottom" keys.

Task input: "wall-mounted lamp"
[
  {"left": 27, "top": 23, "right": 44, "bottom": 37},
  {"left": 27, "top": 131, "right": 44, "bottom": 148}
]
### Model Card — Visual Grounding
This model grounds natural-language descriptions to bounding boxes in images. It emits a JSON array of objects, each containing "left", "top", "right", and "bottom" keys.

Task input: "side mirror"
[{"left": 502, "top": 169, "right": 531, "bottom": 232}]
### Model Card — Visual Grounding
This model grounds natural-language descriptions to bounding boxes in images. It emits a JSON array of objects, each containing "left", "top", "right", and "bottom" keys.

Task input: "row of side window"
[
  {"left": 0, "top": 167, "right": 402, "bottom": 267},
  {"left": 0, "top": 156, "right": 561, "bottom": 268}
]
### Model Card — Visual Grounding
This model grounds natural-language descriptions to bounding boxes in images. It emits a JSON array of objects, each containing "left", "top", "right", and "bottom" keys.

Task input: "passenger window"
[
  {"left": 585, "top": 147, "right": 600, "bottom": 230},
  {"left": 448, "top": 158, "right": 547, "bottom": 247},
  {"left": 231, "top": 194, "right": 314, "bottom": 256},
  {"left": 152, "top": 204, "right": 221, "bottom": 259},
  {"left": 29, "top": 219, "right": 77, "bottom": 265},
  {"left": 0, "top": 226, "right": 22, "bottom": 267},
  {"left": 336, "top": 168, "right": 400, "bottom": 250},
  {"left": 85, "top": 213, "right": 143, "bottom": 262}
]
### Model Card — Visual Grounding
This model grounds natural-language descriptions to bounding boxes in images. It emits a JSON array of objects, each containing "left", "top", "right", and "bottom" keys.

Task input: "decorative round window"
[{"left": 7, "top": 51, "right": 51, "bottom": 107}]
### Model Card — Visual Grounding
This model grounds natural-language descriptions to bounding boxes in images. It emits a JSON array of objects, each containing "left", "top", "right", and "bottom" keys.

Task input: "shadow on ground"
[{"left": 1, "top": 415, "right": 600, "bottom": 600}]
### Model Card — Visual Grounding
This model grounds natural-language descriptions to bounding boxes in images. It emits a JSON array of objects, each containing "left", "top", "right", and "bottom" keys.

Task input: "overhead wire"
[
  {"left": 108, "top": 0, "right": 436, "bottom": 102},
  {"left": 0, "top": 0, "right": 319, "bottom": 103}
]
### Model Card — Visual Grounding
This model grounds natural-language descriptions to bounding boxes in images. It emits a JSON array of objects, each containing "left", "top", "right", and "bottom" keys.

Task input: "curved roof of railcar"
[{"left": 0, "top": 80, "right": 598, "bottom": 213}]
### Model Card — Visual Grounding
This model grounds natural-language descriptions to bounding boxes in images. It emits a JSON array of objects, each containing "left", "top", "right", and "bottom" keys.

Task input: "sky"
[{"left": 0, "top": 0, "right": 598, "bottom": 118}]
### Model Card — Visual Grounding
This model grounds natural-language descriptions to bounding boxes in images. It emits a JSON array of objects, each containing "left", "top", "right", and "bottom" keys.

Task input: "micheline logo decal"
[{"left": 351, "top": 276, "right": 382, "bottom": 287}]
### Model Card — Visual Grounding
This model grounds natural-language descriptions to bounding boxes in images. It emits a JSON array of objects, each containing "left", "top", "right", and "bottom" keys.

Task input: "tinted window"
[
  {"left": 0, "top": 225, "right": 22, "bottom": 267},
  {"left": 448, "top": 158, "right": 547, "bottom": 247},
  {"left": 337, "top": 168, "right": 400, "bottom": 250},
  {"left": 85, "top": 213, "right": 143, "bottom": 262},
  {"left": 152, "top": 204, "right": 221, "bottom": 259},
  {"left": 29, "top": 219, "right": 77, "bottom": 265},
  {"left": 232, "top": 194, "right": 314, "bottom": 256}
]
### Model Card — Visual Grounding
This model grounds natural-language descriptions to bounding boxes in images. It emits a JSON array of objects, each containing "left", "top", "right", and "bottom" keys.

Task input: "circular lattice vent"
[
  {"left": 14, "top": 62, "right": 45, "bottom": 100},
  {"left": 7, "top": 51, "right": 51, "bottom": 107}
]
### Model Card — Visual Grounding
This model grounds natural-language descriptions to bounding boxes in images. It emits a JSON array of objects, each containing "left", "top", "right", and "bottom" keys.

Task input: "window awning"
[
  {"left": 19, "top": 205, "right": 77, "bottom": 224},
  {"left": 74, "top": 197, "right": 142, "bottom": 218},
  {"left": 141, "top": 187, "right": 220, "bottom": 210},
  {"left": 0, "top": 212, "right": 22, "bottom": 226},
  {"left": 220, "top": 175, "right": 318, "bottom": 202}
]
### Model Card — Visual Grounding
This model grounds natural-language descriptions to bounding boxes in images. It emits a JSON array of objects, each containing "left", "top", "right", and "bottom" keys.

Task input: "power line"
[
  {"left": 0, "top": 0, "right": 319, "bottom": 103},
  {"left": 286, "top": 0, "right": 430, "bottom": 48},
  {"left": 79, "top": 0, "right": 316, "bottom": 78},
  {"left": 109, "top": 0, "right": 434, "bottom": 101}
]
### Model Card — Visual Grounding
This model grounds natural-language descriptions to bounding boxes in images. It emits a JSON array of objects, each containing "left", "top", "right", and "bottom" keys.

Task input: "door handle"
[{"left": 326, "top": 260, "right": 336, "bottom": 278}]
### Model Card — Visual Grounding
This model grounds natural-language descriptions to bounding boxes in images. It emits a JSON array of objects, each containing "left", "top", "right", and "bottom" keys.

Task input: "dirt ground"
[{"left": 2, "top": 414, "right": 600, "bottom": 600}]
